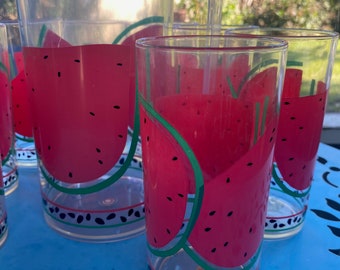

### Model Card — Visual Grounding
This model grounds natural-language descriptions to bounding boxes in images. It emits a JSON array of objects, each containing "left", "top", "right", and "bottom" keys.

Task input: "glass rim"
[
  {"left": 227, "top": 27, "right": 339, "bottom": 40},
  {"left": 135, "top": 35, "right": 288, "bottom": 52}
]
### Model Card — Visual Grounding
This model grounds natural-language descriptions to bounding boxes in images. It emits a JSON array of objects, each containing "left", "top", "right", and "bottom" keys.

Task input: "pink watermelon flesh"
[
  {"left": 0, "top": 71, "right": 13, "bottom": 160},
  {"left": 23, "top": 44, "right": 131, "bottom": 183},
  {"left": 120, "top": 24, "right": 163, "bottom": 129},
  {"left": 140, "top": 105, "right": 192, "bottom": 248},
  {"left": 42, "top": 29, "right": 71, "bottom": 48},
  {"left": 188, "top": 119, "right": 275, "bottom": 267},
  {"left": 274, "top": 85, "right": 327, "bottom": 190},
  {"left": 12, "top": 52, "right": 33, "bottom": 137}
]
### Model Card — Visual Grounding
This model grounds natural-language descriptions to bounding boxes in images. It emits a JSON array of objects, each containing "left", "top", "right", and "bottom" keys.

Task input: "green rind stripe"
[
  {"left": 37, "top": 24, "right": 47, "bottom": 47},
  {"left": 0, "top": 61, "right": 8, "bottom": 73},
  {"left": 140, "top": 94, "right": 204, "bottom": 258},
  {"left": 272, "top": 164, "right": 311, "bottom": 198},
  {"left": 183, "top": 241, "right": 261, "bottom": 270},
  {"left": 112, "top": 16, "right": 164, "bottom": 45},
  {"left": 287, "top": 60, "right": 303, "bottom": 67},
  {"left": 15, "top": 134, "right": 34, "bottom": 142},
  {"left": 237, "top": 58, "right": 279, "bottom": 95}
]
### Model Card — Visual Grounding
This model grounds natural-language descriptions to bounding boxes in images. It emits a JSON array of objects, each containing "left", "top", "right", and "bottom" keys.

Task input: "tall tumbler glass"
[
  {"left": 227, "top": 28, "right": 339, "bottom": 239},
  {"left": 0, "top": 23, "right": 18, "bottom": 195},
  {"left": 16, "top": 0, "right": 165, "bottom": 242},
  {"left": 6, "top": 21, "right": 37, "bottom": 167},
  {"left": 136, "top": 35, "right": 287, "bottom": 269}
]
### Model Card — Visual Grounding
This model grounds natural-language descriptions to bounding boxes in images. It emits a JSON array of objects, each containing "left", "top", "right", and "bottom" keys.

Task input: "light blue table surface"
[{"left": 0, "top": 143, "right": 339, "bottom": 269}]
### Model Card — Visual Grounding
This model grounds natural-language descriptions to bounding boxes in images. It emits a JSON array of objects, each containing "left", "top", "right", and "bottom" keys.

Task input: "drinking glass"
[
  {"left": 136, "top": 35, "right": 287, "bottom": 269},
  {"left": 227, "top": 27, "right": 339, "bottom": 239},
  {"left": 16, "top": 0, "right": 165, "bottom": 242}
]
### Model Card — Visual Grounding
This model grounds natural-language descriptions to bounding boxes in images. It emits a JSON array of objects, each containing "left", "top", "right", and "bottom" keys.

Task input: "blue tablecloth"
[{"left": 1, "top": 143, "right": 339, "bottom": 269}]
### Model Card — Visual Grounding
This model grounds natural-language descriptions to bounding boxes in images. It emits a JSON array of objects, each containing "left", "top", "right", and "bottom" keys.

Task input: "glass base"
[
  {"left": 15, "top": 139, "right": 37, "bottom": 167},
  {"left": 3, "top": 154, "right": 19, "bottom": 196},
  {"left": 264, "top": 191, "right": 306, "bottom": 240},
  {"left": 0, "top": 217, "right": 8, "bottom": 248},
  {"left": 148, "top": 246, "right": 261, "bottom": 270},
  {"left": 41, "top": 156, "right": 145, "bottom": 243}
]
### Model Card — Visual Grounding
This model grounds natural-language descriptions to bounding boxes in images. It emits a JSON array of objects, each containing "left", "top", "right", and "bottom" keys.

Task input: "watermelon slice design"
[
  {"left": 0, "top": 69, "right": 14, "bottom": 164},
  {"left": 140, "top": 65, "right": 279, "bottom": 268},
  {"left": 23, "top": 44, "right": 131, "bottom": 184},
  {"left": 12, "top": 52, "right": 33, "bottom": 138},
  {"left": 274, "top": 68, "right": 328, "bottom": 191}
]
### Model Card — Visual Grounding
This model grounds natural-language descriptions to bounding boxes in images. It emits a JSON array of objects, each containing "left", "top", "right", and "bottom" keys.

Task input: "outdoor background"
[{"left": 1, "top": 0, "right": 340, "bottom": 112}]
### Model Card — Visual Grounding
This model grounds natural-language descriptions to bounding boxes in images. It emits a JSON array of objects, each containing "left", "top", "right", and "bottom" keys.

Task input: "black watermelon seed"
[
  {"left": 302, "top": 165, "right": 306, "bottom": 169},
  {"left": 284, "top": 102, "right": 290, "bottom": 105},
  {"left": 166, "top": 228, "right": 171, "bottom": 234},
  {"left": 249, "top": 227, "right": 253, "bottom": 233},
  {"left": 289, "top": 173, "right": 293, "bottom": 177},
  {"left": 226, "top": 177, "right": 231, "bottom": 183},
  {"left": 118, "top": 134, "right": 123, "bottom": 138},
  {"left": 57, "top": 71, "right": 61, "bottom": 77},
  {"left": 134, "top": 211, "right": 141, "bottom": 218},
  {"left": 86, "top": 213, "right": 91, "bottom": 221},
  {"left": 49, "top": 207, "right": 54, "bottom": 213},
  {"left": 279, "top": 223, "right": 285, "bottom": 228},
  {"left": 289, "top": 157, "right": 294, "bottom": 161},
  {"left": 154, "top": 237, "right": 157, "bottom": 244},
  {"left": 172, "top": 156, "right": 178, "bottom": 161},
  {"left": 166, "top": 196, "right": 173, "bottom": 202},
  {"left": 74, "top": 59, "right": 80, "bottom": 63},
  {"left": 98, "top": 160, "right": 103, "bottom": 165},
  {"left": 55, "top": 207, "right": 59, "bottom": 213},
  {"left": 48, "top": 145, "right": 51, "bottom": 150},
  {"left": 107, "top": 213, "right": 116, "bottom": 220},
  {"left": 77, "top": 215, "right": 84, "bottom": 224},
  {"left": 244, "top": 252, "right": 248, "bottom": 257},
  {"left": 224, "top": 242, "right": 229, "bottom": 247},
  {"left": 89, "top": 112, "right": 95, "bottom": 116},
  {"left": 68, "top": 213, "right": 76, "bottom": 218},
  {"left": 96, "top": 148, "right": 101, "bottom": 153},
  {"left": 287, "top": 218, "right": 292, "bottom": 225},
  {"left": 178, "top": 193, "right": 184, "bottom": 198},
  {"left": 59, "top": 213, "right": 66, "bottom": 219},
  {"left": 204, "top": 227, "right": 212, "bottom": 232},
  {"left": 209, "top": 211, "right": 216, "bottom": 216},
  {"left": 281, "top": 138, "right": 287, "bottom": 142},
  {"left": 119, "top": 157, "right": 125, "bottom": 164},
  {"left": 269, "top": 137, "right": 273, "bottom": 143},
  {"left": 113, "top": 105, "right": 120, "bottom": 109},
  {"left": 290, "top": 117, "right": 296, "bottom": 120},
  {"left": 117, "top": 63, "right": 123, "bottom": 66},
  {"left": 299, "top": 126, "right": 304, "bottom": 130},
  {"left": 95, "top": 218, "right": 105, "bottom": 225},
  {"left": 128, "top": 209, "right": 134, "bottom": 216},
  {"left": 273, "top": 223, "right": 278, "bottom": 229},
  {"left": 43, "top": 55, "right": 48, "bottom": 59},
  {"left": 120, "top": 216, "right": 127, "bottom": 223},
  {"left": 146, "top": 136, "right": 150, "bottom": 142},
  {"left": 227, "top": 211, "right": 233, "bottom": 217},
  {"left": 211, "top": 248, "right": 216, "bottom": 253},
  {"left": 247, "top": 162, "right": 253, "bottom": 166},
  {"left": 269, "top": 219, "right": 276, "bottom": 223},
  {"left": 181, "top": 223, "right": 185, "bottom": 229},
  {"left": 68, "top": 172, "right": 73, "bottom": 178}
]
